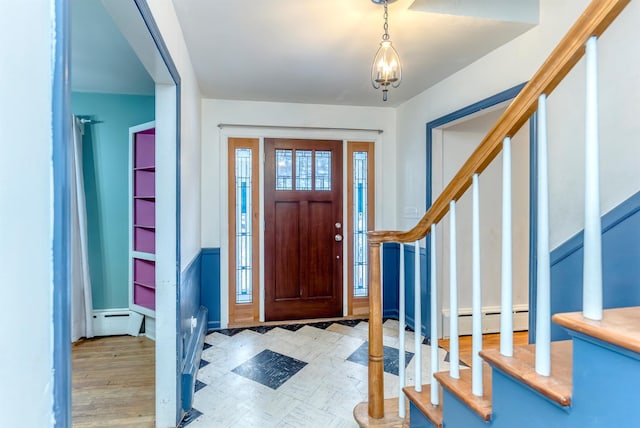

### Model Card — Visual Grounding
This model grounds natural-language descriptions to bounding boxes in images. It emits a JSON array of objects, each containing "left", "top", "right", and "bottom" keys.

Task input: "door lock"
[{"left": 335, "top": 234, "right": 343, "bottom": 242}]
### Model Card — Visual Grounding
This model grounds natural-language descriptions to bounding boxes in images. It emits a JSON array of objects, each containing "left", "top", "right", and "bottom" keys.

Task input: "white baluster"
[
  {"left": 430, "top": 223, "right": 440, "bottom": 405},
  {"left": 472, "top": 174, "right": 483, "bottom": 396},
  {"left": 398, "top": 243, "right": 406, "bottom": 417},
  {"left": 414, "top": 240, "right": 422, "bottom": 393},
  {"left": 535, "top": 94, "right": 551, "bottom": 376},
  {"left": 449, "top": 200, "right": 460, "bottom": 379},
  {"left": 583, "top": 36, "right": 603, "bottom": 321},
  {"left": 501, "top": 137, "right": 513, "bottom": 357}
]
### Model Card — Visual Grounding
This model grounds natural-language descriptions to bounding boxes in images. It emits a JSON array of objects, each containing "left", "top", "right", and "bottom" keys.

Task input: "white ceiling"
[{"left": 71, "top": 0, "right": 538, "bottom": 107}]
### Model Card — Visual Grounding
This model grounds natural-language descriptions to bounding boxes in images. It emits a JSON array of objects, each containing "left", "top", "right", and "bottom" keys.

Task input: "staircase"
[
  {"left": 354, "top": 0, "right": 639, "bottom": 427},
  {"left": 403, "top": 308, "right": 640, "bottom": 428}
]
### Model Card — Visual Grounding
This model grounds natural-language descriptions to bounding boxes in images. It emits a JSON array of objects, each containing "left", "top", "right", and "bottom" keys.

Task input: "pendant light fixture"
[{"left": 371, "top": 0, "right": 402, "bottom": 102}]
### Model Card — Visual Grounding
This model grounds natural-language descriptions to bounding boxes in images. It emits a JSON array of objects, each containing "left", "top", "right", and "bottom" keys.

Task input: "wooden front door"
[{"left": 264, "top": 138, "right": 343, "bottom": 321}]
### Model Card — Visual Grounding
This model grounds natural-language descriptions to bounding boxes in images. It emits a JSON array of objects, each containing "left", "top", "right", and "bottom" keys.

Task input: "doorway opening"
[
  {"left": 68, "top": 0, "right": 180, "bottom": 426},
  {"left": 426, "top": 84, "right": 534, "bottom": 341}
]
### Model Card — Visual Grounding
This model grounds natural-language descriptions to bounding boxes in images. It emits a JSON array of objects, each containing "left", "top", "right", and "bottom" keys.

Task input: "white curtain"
[{"left": 71, "top": 116, "right": 94, "bottom": 342}]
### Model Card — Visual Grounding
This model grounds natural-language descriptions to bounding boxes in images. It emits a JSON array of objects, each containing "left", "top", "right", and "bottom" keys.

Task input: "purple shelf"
[
  {"left": 132, "top": 128, "right": 156, "bottom": 312},
  {"left": 135, "top": 133, "right": 155, "bottom": 168},
  {"left": 134, "top": 198, "right": 155, "bottom": 227},
  {"left": 134, "top": 227, "right": 155, "bottom": 253},
  {"left": 134, "top": 170, "right": 155, "bottom": 197},
  {"left": 134, "top": 284, "right": 155, "bottom": 310},
  {"left": 134, "top": 258, "right": 155, "bottom": 285}
]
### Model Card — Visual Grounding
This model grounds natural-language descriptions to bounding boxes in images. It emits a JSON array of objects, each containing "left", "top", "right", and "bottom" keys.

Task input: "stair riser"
[
  {"left": 571, "top": 335, "right": 640, "bottom": 427},
  {"left": 490, "top": 369, "right": 571, "bottom": 428},
  {"left": 440, "top": 389, "right": 490, "bottom": 428},
  {"left": 409, "top": 403, "right": 434, "bottom": 428}
]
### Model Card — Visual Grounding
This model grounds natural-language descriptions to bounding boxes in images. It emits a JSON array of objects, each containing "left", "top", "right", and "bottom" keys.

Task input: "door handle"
[{"left": 335, "top": 234, "right": 343, "bottom": 242}]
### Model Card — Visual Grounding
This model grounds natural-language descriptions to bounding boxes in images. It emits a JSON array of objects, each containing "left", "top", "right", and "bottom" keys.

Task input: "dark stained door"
[{"left": 264, "top": 138, "right": 343, "bottom": 321}]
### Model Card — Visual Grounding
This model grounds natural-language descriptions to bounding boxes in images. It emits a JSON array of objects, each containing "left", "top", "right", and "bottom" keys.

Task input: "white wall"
[
  {"left": 435, "top": 117, "right": 530, "bottom": 313},
  {"left": 0, "top": 2, "right": 55, "bottom": 426},
  {"left": 201, "top": 99, "right": 398, "bottom": 248},
  {"left": 396, "top": 0, "right": 640, "bottom": 250},
  {"left": 147, "top": 0, "right": 202, "bottom": 270}
]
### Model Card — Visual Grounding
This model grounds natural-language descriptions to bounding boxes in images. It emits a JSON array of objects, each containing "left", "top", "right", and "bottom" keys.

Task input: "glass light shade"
[{"left": 371, "top": 40, "right": 402, "bottom": 90}]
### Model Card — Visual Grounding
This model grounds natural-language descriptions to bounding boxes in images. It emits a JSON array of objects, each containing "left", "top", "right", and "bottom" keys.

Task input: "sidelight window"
[
  {"left": 228, "top": 138, "right": 260, "bottom": 324},
  {"left": 235, "top": 148, "right": 253, "bottom": 303},
  {"left": 347, "top": 142, "right": 375, "bottom": 315},
  {"left": 353, "top": 151, "right": 369, "bottom": 297}
]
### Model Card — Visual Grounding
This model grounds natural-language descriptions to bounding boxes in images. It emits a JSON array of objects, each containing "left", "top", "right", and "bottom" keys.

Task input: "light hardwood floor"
[
  {"left": 439, "top": 331, "right": 529, "bottom": 367},
  {"left": 72, "top": 335, "right": 155, "bottom": 427}
]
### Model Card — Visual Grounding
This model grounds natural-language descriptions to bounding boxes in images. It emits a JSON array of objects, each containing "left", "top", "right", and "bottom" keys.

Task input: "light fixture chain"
[{"left": 382, "top": 1, "right": 389, "bottom": 40}]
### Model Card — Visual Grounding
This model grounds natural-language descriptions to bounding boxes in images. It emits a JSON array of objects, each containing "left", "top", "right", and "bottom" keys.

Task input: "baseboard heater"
[
  {"left": 92, "top": 309, "right": 144, "bottom": 337},
  {"left": 181, "top": 306, "right": 208, "bottom": 413},
  {"left": 442, "top": 305, "right": 529, "bottom": 338}
]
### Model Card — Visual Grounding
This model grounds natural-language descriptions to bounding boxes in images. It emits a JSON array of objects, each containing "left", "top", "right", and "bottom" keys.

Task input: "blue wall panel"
[
  {"left": 180, "top": 253, "right": 201, "bottom": 361},
  {"left": 381, "top": 243, "right": 430, "bottom": 338},
  {"left": 382, "top": 243, "right": 400, "bottom": 319},
  {"left": 201, "top": 248, "right": 221, "bottom": 330},
  {"left": 549, "top": 191, "right": 640, "bottom": 340},
  {"left": 179, "top": 252, "right": 208, "bottom": 413}
]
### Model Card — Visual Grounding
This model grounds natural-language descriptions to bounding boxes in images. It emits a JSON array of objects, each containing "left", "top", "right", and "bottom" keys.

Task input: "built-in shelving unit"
[{"left": 129, "top": 122, "right": 156, "bottom": 318}]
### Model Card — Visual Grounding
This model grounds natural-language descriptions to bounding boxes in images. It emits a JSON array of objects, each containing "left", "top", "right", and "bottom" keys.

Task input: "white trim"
[
  {"left": 144, "top": 315, "right": 156, "bottom": 340},
  {"left": 154, "top": 83, "right": 178, "bottom": 425},
  {"left": 259, "top": 138, "right": 266, "bottom": 322},
  {"left": 343, "top": 140, "right": 349, "bottom": 316}
]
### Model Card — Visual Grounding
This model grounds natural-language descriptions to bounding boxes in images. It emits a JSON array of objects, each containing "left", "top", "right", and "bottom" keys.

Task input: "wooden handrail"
[
  {"left": 364, "top": 0, "right": 632, "bottom": 422},
  {"left": 369, "top": 0, "right": 630, "bottom": 245}
]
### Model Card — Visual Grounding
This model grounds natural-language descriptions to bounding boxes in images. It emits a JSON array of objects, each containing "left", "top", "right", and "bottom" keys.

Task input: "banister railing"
[{"left": 363, "top": 0, "right": 631, "bottom": 421}]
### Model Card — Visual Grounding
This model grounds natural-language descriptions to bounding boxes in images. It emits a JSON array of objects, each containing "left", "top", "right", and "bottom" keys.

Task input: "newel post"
[{"left": 368, "top": 240, "right": 384, "bottom": 419}]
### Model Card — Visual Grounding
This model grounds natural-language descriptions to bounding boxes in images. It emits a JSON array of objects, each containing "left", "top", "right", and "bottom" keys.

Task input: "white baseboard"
[
  {"left": 143, "top": 315, "right": 156, "bottom": 340},
  {"left": 92, "top": 309, "right": 145, "bottom": 337},
  {"left": 442, "top": 304, "right": 529, "bottom": 338}
]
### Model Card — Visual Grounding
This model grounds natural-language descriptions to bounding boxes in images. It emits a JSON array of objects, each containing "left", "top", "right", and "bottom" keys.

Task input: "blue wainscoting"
[
  {"left": 201, "top": 248, "right": 221, "bottom": 330},
  {"left": 381, "top": 243, "right": 431, "bottom": 339},
  {"left": 382, "top": 243, "right": 400, "bottom": 319},
  {"left": 179, "top": 253, "right": 207, "bottom": 413},
  {"left": 176, "top": 248, "right": 221, "bottom": 414},
  {"left": 548, "top": 191, "right": 640, "bottom": 340}
]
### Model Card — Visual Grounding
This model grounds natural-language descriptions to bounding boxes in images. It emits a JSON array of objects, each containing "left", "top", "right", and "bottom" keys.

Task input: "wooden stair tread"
[
  {"left": 553, "top": 307, "right": 640, "bottom": 354},
  {"left": 353, "top": 398, "right": 409, "bottom": 428},
  {"left": 434, "top": 364, "right": 492, "bottom": 421},
  {"left": 480, "top": 340, "right": 573, "bottom": 406},
  {"left": 403, "top": 386, "right": 443, "bottom": 428}
]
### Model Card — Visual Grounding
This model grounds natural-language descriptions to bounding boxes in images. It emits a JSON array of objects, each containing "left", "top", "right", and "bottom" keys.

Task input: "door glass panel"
[
  {"left": 275, "top": 149, "right": 293, "bottom": 190},
  {"left": 295, "top": 150, "right": 312, "bottom": 190},
  {"left": 315, "top": 151, "right": 331, "bottom": 191},
  {"left": 235, "top": 148, "right": 253, "bottom": 303},
  {"left": 353, "top": 151, "right": 368, "bottom": 297}
]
